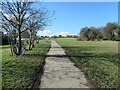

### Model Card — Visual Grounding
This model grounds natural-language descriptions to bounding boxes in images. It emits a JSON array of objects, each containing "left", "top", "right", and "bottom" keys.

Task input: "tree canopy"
[{"left": 79, "top": 22, "right": 119, "bottom": 41}]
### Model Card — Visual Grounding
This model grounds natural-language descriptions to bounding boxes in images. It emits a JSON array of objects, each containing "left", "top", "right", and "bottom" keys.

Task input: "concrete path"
[{"left": 39, "top": 40, "right": 93, "bottom": 88}]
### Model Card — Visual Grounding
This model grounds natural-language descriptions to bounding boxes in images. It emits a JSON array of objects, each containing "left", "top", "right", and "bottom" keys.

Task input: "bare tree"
[
  {"left": 1, "top": 18, "right": 16, "bottom": 55},
  {"left": 25, "top": 8, "right": 54, "bottom": 50},
  {"left": 1, "top": 0, "right": 34, "bottom": 55},
  {"left": 1, "top": 0, "right": 54, "bottom": 55}
]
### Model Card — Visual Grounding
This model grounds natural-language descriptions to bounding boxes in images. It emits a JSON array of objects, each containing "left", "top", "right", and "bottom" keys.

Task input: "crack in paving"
[{"left": 39, "top": 40, "right": 93, "bottom": 88}]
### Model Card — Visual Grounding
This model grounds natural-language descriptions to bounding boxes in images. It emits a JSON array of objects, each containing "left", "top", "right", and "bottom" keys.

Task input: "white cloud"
[
  {"left": 44, "top": 30, "right": 52, "bottom": 34},
  {"left": 69, "top": 34, "right": 77, "bottom": 35},
  {"left": 54, "top": 32, "right": 68, "bottom": 36},
  {"left": 60, "top": 32, "right": 68, "bottom": 35},
  {"left": 3, "top": 14, "right": 13, "bottom": 20},
  {"left": 24, "top": 14, "right": 29, "bottom": 18},
  {"left": 3, "top": 14, "right": 29, "bottom": 20},
  {"left": 40, "top": 30, "right": 52, "bottom": 34}
]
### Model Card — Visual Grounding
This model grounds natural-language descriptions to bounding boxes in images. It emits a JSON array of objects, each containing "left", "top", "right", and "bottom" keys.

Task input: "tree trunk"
[
  {"left": 32, "top": 39, "right": 35, "bottom": 48},
  {"left": 29, "top": 40, "right": 32, "bottom": 50},
  {"left": 29, "top": 33, "right": 32, "bottom": 50},
  {"left": 10, "top": 45, "right": 13, "bottom": 56},
  {"left": 18, "top": 29, "right": 22, "bottom": 55},
  {"left": 8, "top": 38, "right": 14, "bottom": 56}
]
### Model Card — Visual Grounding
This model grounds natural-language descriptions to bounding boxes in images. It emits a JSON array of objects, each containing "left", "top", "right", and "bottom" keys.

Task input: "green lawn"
[
  {"left": 2, "top": 40, "right": 51, "bottom": 88},
  {"left": 55, "top": 38, "right": 118, "bottom": 88},
  {"left": 0, "top": 45, "right": 10, "bottom": 50}
]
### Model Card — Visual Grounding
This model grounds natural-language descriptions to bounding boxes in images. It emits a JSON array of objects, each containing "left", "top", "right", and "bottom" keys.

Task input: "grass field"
[
  {"left": 2, "top": 40, "right": 51, "bottom": 88},
  {"left": 55, "top": 38, "right": 118, "bottom": 88},
  {"left": 0, "top": 45, "right": 10, "bottom": 50}
]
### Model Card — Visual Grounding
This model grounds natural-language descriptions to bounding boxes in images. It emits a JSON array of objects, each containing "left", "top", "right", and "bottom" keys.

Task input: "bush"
[
  {"left": 1, "top": 35, "right": 9, "bottom": 45},
  {"left": 77, "top": 38, "right": 81, "bottom": 41}
]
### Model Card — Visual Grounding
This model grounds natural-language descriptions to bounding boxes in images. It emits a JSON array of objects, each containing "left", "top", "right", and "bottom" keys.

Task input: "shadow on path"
[{"left": 22, "top": 54, "right": 95, "bottom": 58}]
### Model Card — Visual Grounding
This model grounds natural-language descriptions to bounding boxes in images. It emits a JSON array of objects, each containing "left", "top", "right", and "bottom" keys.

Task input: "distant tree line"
[
  {"left": 79, "top": 22, "right": 120, "bottom": 41},
  {"left": 51, "top": 35, "right": 78, "bottom": 38}
]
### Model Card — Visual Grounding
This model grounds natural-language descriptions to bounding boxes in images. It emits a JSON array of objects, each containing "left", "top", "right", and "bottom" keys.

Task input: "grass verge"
[
  {"left": 2, "top": 40, "right": 51, "bottom": 88},
  {"left": 55, "top": 38, "right": 118, "bottom": 88}
]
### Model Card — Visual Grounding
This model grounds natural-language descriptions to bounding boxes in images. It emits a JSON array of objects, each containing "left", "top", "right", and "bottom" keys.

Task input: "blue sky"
[{"left": 37, "top": 2, "right": 118, "bottom": 37}]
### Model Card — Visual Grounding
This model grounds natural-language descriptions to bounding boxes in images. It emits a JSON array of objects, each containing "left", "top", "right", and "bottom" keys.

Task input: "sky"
[
  {"left": 35, "top": 2, "right": 118, "bottom": 37},
  {"left": 43, "top": 0, "right": 119, "bottom": 2}
]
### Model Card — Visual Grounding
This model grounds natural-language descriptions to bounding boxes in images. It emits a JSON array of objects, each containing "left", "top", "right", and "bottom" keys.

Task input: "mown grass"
[
  {"left": 0, "top": 45, "right": 10, "bottom": 50},
  {"left": 55, "top": 38, "right": 118, "bottom": 88},
  {"left": 2, "top": 40, "right": 51, "bottom": 88}
]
